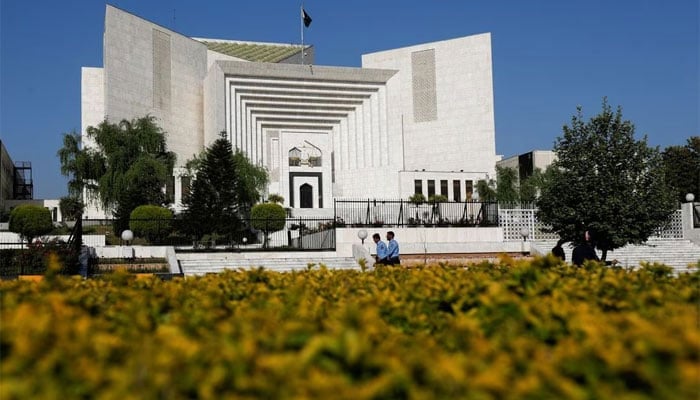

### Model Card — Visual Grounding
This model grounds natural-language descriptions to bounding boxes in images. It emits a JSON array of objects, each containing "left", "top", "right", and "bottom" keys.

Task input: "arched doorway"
[{"left": 300, "top": 183, "right": 313, "bottom": 208}]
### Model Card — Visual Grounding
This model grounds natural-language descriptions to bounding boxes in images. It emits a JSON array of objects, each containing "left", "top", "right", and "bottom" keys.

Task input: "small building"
[{"left": 496, "top": 150, "right": 556, "bottom": 182}]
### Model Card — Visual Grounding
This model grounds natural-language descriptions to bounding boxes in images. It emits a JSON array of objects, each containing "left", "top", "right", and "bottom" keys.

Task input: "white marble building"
[{"left": 81, "top": 5, "right": 497, "bottom": 217}]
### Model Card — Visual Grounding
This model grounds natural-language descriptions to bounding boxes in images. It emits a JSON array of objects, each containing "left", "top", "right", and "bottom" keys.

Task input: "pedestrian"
[
  {"left": 386, "top": 231, "right": 400, "bottom": 265},
  {"left": 372, "top": 233, "right": 389, "bottom": 264},
  {"left": 551, "top": 239, "right": 566, "bottom": 261},
  {"left": 571, "top": 230, "right": 599, "bottom": 266}
]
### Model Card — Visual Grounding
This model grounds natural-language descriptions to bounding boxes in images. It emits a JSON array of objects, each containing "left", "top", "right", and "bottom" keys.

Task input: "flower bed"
[{"left": 1, "top": 257, "right": 698, "bottom": 399}]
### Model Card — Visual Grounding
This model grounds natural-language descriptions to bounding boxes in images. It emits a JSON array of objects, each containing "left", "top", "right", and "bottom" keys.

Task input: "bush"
[
  {"left": 428, "top": 194, "right": 448, "bottom": 203},
  {"left": 409, "top": 193, "right": 426, "bottom": 204},
  {"left": 0, "top": 259, "right": 698, "bottom": 398},
  {"left": 250, "top": 203, "right": 286, "bottom": 234},
  {"left": 59, "top": 196, "right": 84, "bottom": 221},
  {"left": 9, "top": 204, "right": 53, "bottom": 244},
  {"left": 129, "top": 205, "right": 173, "bottom": 243}
]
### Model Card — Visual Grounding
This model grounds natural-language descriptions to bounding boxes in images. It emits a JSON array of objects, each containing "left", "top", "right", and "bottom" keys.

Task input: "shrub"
[
  {"left": 409, "top": 193, "right": 426, "bottom": 204},
  {"left": 129, "top": 205, "right": 173, "bottom": 243},
  {"left": 58, "top": 196, "right": 84, "bottom": 221},
  {"left": 251, "top": 203, "right": 286, "bottom": 247},
  {"left": 8, "top": 204, "right": 53, "bottom": 244},
  {"left": 0, "top": 259, "right": 698, "bottom": 398},
  {"left": 428, "top": 194, "right": 448, "bottom": 203},
  {"left": 267, "top": 193, "right": 284, "bottom": 204}
]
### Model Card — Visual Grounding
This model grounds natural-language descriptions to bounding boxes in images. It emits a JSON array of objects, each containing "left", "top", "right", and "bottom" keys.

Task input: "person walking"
[
  {"left": 386, "top": 231, "right": 400, "bottom": 265},
  {"left": 572, "top": 230, "right": 599, "bottom": 266},
  {"left": 372, "top": 233, "right": 389, "bottom": 264}
]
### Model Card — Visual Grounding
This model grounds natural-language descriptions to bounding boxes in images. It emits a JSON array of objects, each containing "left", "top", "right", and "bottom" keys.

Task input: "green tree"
[
  {"left": 57, "top": 131, "right": 103, "bottom": 197},
  {"left": 59, "top": 196, "right": 84, "bottom": 221},
  {"left": 496, "top": 166, "right": 520, "bottom": 204},
  {"left": 129, "top": 205, "right": 173, "bottom": 243},
  {"left": 250, "top": 203, "right": 287, "bottom": 248},
  {"left": 662, "top": 136, "right": 700, "bottom": 203},
  {"left": 181, "top": 137, "right": 268, "bottom": 239},
  {"left": 57, "top": 117, "right": 176, "bottom": 235},
  {"left": 267, "top": 194, "right": 284, "bottom": 204},
  {"left": 537, "top": 99, "right": 677, "bottom": 261},
  {"left": 476, "top": 179, "right": 496, "bottom": 202},
  {"left": 9, "top": 205, "right": 53, "bottom": 244},
  {"left": 519, "top": 167, "right": 552, "bottom": 204}
]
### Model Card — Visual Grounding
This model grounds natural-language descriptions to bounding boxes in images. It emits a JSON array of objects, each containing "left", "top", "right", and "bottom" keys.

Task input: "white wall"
[
  {"left": 103, "top": 5, "right": 208, "bottom": 169},
  {"left": 335, "top": 227, "right": 527, "bottom": 257},
  {"left": 362, "top": 34, "right": 497, "bottom": 180}
]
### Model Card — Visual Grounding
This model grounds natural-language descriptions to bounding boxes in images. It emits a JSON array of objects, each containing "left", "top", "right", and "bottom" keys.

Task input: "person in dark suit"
[{"left": 572, "top": 230, "right": 600, "bottom": 266}]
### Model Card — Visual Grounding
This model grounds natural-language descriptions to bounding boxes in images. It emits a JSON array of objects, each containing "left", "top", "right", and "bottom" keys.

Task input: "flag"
[{"left": 302, "top": 8, "right": 312, "bottom": 28}]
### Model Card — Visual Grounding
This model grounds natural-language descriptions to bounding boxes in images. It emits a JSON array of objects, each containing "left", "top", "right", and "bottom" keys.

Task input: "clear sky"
[{"left": 1, "top": 0, "right": 698, "bottom": 199}]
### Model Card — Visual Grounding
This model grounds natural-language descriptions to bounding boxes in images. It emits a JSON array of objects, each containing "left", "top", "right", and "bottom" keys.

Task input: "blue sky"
[{"left": 1, "top": 0, "right": 698, "bottom": 199}]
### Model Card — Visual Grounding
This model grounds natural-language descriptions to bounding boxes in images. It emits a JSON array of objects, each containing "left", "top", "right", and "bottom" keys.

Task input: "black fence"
[
  {"left": 78, "top": 217, "right": 337, "bottom": 251},
  {"left": 334, "top": 199, "right": 499, "bottom": 227}
]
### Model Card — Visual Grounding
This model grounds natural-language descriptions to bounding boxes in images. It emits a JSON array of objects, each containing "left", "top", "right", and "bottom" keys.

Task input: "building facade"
[
  {"left": 82, "top": 5, "right": 497, "bottom": 217},
  {"left": 496, "top": 150, "right": 556, "bottom": 182}
]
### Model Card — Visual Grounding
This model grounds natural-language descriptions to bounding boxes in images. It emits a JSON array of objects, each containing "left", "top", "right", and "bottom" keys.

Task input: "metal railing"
[
  {"left": 334, "top": 199, "right": 499, "bottom": 227},
  {"left": 74, "top": 217, "right": 337, "bottom": 251}
]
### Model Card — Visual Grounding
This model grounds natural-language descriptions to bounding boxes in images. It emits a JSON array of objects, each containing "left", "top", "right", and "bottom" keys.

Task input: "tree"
[
  {"left": 267, "top": 194, "right": 284, "bottom": 204},
  {"left": 59, "top": 196, "right": 84, "bottom": 221},
  {"left": 9, "top": 205, "right": 53, "bottom": 244},
  {"left": 57, "top": 116, "right": 176, "bottom": 235},
  {"left": 496, "top": 166, "right": 520, "bottom": 204},
  {"left": 250, "top": 203, "right": 287, "bottom": 248},
  {"left": 537, "top": 99, "right": 677, "bottom": 261},
  {"left": 181, "top": 137, "right": 268, "bottom": 239},
  {"left": 476, "top": 179, "right": 496, "bottom": 202},
  {"left": 662, "top": 136, "right": 700, "bottom": 203},
  {"left": 57, "top": 131, "right": 102, "bottom": 197},
  {"left": 129, "top": 205, "right": 173, "bottom": 243}
]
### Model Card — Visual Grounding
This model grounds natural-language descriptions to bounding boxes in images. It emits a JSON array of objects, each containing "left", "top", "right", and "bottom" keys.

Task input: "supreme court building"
[{"left": 81, "top": 5, "right": 497, "bottom": 217}]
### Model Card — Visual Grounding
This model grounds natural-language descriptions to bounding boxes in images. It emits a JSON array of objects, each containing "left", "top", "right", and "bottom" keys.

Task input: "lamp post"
[
  {"left": 520, "top": 227, "right": 530, "bottom": 256},
  {"left": 357, "top": 229, "right": 368, "bottom": 245},
  {"left": 121, "top": 229, "right": 134, "bottom": 264},
  {"left": 686, "top": 193, "right": 695, "bottom": 203}
]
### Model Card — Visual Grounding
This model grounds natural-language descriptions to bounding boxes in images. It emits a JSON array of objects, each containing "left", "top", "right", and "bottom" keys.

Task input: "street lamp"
[
  {"left": 520, "top": 227, "right": 530, "bottom": 256},
  {"left": 686, "top": 193, "right": 695, "bottom": 203},
  {"left": 357, "top": 229, "right": 368, "bottom": 244},
  {"left": 121, "top": 229, "right": 134, "bottom": 261}
]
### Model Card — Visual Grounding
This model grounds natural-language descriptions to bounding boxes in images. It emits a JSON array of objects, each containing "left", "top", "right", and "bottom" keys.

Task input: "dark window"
[
  {"left": 427, "top": 180, "right": 435, "bottom": 197},
  {"left": 453, "top": 180, "right": 461, "bottom": 202},
  {"left": 414, "top": 179, "right": 423, "bottom": 195},
  {"left": 440, "top": 180, "right": 448, "bottom": 197},
  {"left": 465, "top": 180, "right": 473, "bottom": 200},
  {"left": 300, "top": 183, "right": 313, "bottom": 208},
  {"left": 181, "top": 176, "right": 191, "bottom": 199},
  {"left": 165, "top": 175, "right": 175, "bottom": 203}
]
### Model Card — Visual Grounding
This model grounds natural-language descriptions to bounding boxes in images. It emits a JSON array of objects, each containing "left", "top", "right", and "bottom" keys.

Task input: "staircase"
[
  {"left": 177, "top": 252, "right": 360, "bottom": 276},
  {"left": 531, "top": 239, "right": 700, "bottom": 273}
]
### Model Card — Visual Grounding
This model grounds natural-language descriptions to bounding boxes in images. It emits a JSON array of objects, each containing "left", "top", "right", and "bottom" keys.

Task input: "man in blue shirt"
[
  {"left": 373, "top": 233, "right": 389, "bottom": 264},
  {"left": 386, "top": 231, "right": 400, "bottom": 265}
]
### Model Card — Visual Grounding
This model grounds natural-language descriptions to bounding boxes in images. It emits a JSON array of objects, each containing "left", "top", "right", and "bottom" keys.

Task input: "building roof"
[{"left": 199, "top": 40, "right": 305, "bottom": 63}]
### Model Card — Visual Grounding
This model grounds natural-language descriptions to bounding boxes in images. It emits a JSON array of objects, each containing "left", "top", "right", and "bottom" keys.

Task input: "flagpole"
[{"left": 300, "top": 4, "right": 305, "bottom": 66}]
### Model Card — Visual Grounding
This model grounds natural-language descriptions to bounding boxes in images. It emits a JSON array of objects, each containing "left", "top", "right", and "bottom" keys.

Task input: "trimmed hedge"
[
  {"left": 129, "top": 205, "right": 173, "bottom": 243},
  {"left": 1, "top": 257, "right": 698, "bottom": 398}
]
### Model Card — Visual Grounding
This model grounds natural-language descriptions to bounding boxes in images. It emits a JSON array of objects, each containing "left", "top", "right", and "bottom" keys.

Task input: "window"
[
  {"left": 427, "top": 180, "right": 435, "bottom": 197},
  {"left": 465, "top": 180, "right": 473, "bottom": 200},
  {"left": 288, "top": 148, "right": 301, "bottom": 166},
  {"left": 165, "top": 175, "right": 175, "bottom": 203},
  {"left": 440, "top": 180, "right": 448, "bottom": 197},
  {"left": 181, "top": 176, "right": 191, "bottom": 199},
  {"left": 414, "top": 179, "right": 423, "bottom": 195},
  {"left": 453, "top": 180, "right": 461, "bottom": 202}
]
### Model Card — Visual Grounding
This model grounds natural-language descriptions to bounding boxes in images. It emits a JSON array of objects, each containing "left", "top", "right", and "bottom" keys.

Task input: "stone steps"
[
  {"left": 532, "top": 239, "right": 700, "bottom": 273},
  {"left": 179, "top": 256, "right": 360, "bottom": 276}
]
